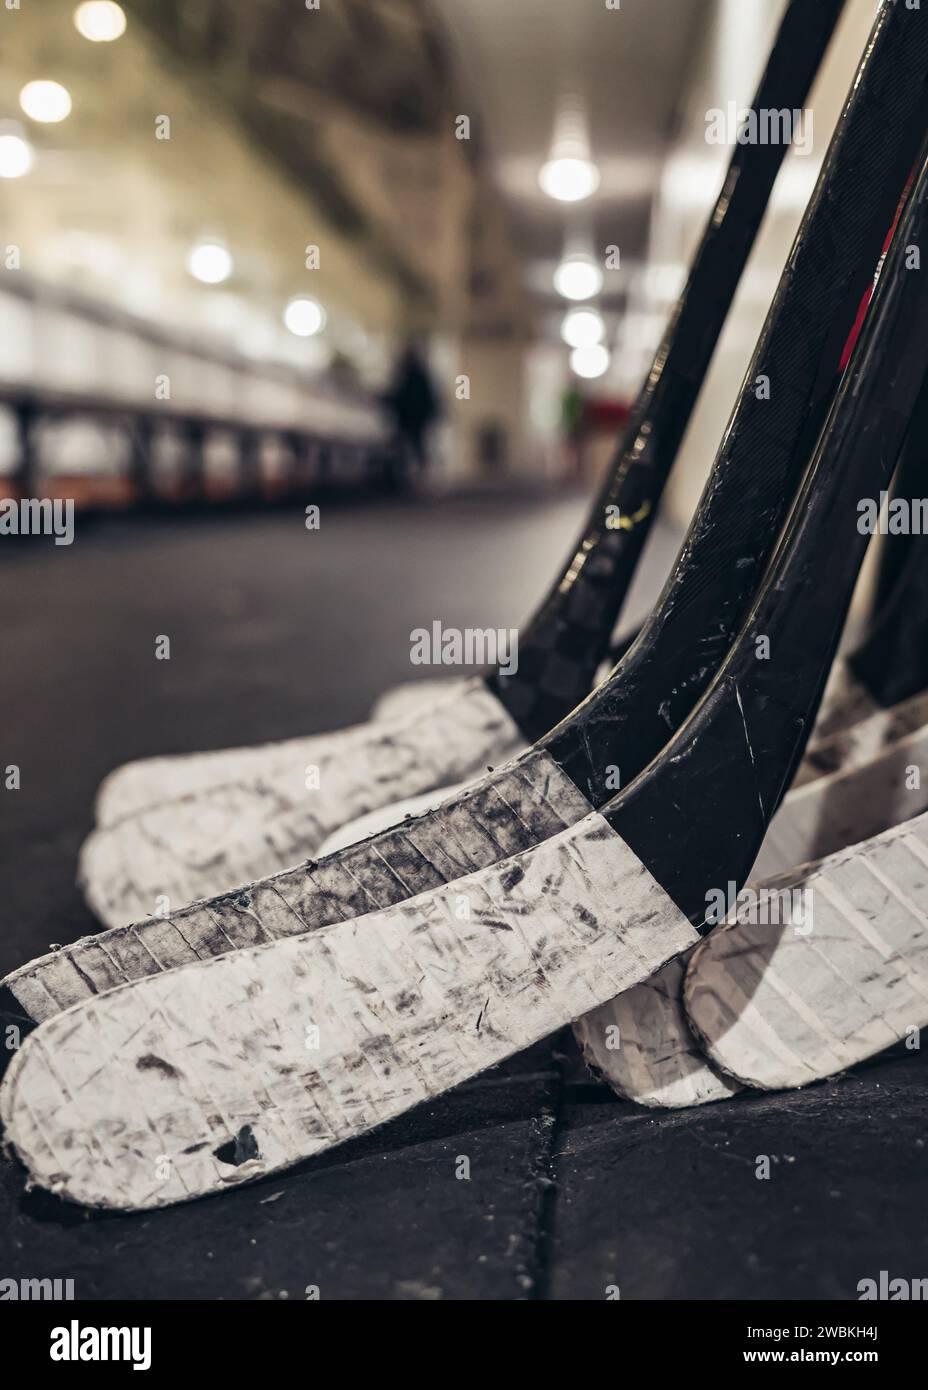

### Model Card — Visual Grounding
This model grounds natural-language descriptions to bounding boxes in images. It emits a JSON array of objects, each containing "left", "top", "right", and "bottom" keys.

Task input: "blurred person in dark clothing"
[{"left": 383, "top": 342, "right": 441, "bottom": 483}]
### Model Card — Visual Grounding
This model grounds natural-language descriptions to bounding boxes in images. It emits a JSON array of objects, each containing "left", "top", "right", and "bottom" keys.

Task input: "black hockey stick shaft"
[
  {"left": 492, "top": 0, "right": 844, "bottom": 737},
  {"left": 545, "top": 0, "right": 928, "bottom": 801},
  {"left": 605, "top": 142, "right": 928, "bottom": 923}
]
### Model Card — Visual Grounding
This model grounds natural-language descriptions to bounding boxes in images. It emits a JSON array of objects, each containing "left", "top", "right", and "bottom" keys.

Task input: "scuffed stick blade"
[
  {"left": 792, "top": 686, "right": 928, "bottom": 788},
  {"left": 573, "top": 951, "right": 740, "bottom": 1109},
  {"left": 94, "top": 676, "right": 486, "bottom": 829},
  {"left": 752, "top": 720, "right": 928, "bottom": 880},
  {"left": 685, "top": 812, "right": 928, "bottom": 1091},
  {"left": 84, "top": 678, "right": 523, "bottom": 925},
  {"left": 2, "top": 750, "right": 594, "bottom": 1037},
  {"left": 573, "top": 738, "right": 928, "bottom": 1110},
  {"left": 0, "top": 814, "right": 698, "bottom": 1211}
]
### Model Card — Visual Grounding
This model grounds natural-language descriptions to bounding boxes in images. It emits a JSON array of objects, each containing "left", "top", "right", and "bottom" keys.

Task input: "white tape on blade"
[
  {"left": 686, "top": 810, "right": 928, "bottom": 1090},
  {"left": 6, "top": 749, "right": 594, "bottom": 1023},
  {"left": 2, "top": 813, "right": 700, "bottom": 1209},
  {"left": 80, "top": 680, "right": 524, "bottom": 928},
  {"left": 369, "top": 677, "right": 465, "bottom": 724},
  {"left": 573, "top": 727, "right": 928, "bottom": 1109},
  {"left": 753, "top": 722, "right": 928, "bottom": 880},
  {"left": 574, "top": 952, "right": 741, "bottom": 1108},
  {"left": 793, "top": 687, "right": 928, "bottom": 790},
  {"left": 318, "top": 778, "right": 479, "bottom": 856},
  {"left": 97, "top": 677, "right": 477, "bottom": 828}
]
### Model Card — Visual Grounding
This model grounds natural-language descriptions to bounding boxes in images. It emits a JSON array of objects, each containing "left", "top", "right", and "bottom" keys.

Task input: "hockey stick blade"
[{"left": 3, "top": 123, "right": 928, "bottom": 1210}]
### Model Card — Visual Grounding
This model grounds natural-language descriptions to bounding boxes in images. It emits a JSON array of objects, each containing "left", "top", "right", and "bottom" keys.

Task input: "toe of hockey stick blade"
[
  {"left": 82, "top": 679, "right": 524, "bottom": 926},
  {"left": 95, "top": 678, "right": 476, "bottom": 828}
]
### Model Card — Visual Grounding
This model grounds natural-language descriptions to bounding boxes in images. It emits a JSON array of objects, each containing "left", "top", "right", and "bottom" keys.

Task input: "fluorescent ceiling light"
[
  {"left": 20, "top": 81, "right": 72, "bottom": 124},
  {"left": 561, "top": 307, "right": 605, "bottom": 348},
  {"left": 540, "top": 93, "right": 600, "bottom": 203},
  {"left": 74, "top": 2, "right": 127, "bottom": 42},
  {"left": 187, "top": 241, "right": 233, "bottom": 285},
  {"left": 284, "top": 296, "right": 326, "bottom": 337},
  {"left": 570, "top": 343, "right": 610, "bottom": 379},
  {"left": 0, "top": 134, "right": 33, "bottom": 179},
  {"left": 554, "top": 255, "right": 603, "bottom": 302},
  {"left": 539, "top": 157, "right": 600, "bottom": 203}
]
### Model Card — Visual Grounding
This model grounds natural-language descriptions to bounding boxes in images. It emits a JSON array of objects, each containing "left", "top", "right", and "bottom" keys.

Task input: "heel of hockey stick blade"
[
  {"left": 574, "top": 718, "right": 928, "bottom": 1108},
  {"left": 573, "top": 950, "right": 742, "bottom": 1109}
]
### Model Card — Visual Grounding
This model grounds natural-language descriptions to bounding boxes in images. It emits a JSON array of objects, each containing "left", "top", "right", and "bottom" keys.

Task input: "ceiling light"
[
  {"left": 187, "top": 241, "right": 233, "bottom": 285},
  {"left": 284, "top": 296, "right": 326, "bottom": 337},
  {"left": 570, "top": 343, "right": 610, "bottom": 379},
  {"left": 74, "top": 2, "right": 127, "bottom": 41},
  {"left": 553, "top": 255, "right": 603, "bottom": 302},
  {"left": 0, "top": 134, "right": 33, "bottom": 179},
  {"left": 561, "top": 307, "right": 605, "bottom": 349},
  {"left": 19, "top": 81, "right": 72, "bottom": 124},
  {"left": 539, "top": 93, "right": 600, "bottom": 203},
  {"left": 539, "top": 157, "right": 600, "bottom": 203}
]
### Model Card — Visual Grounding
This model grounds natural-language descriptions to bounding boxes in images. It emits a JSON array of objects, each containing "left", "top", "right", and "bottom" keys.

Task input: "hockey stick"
[
  {"left": 808, "top": 377, "right": 928, "bottom": 738},
  {"left": 4, "top": 114, "right": 928, "bottom": 1210},
  {"left": 322, "top": 275, "right": 928, "bottom": 853},
  {"left": 846, "top": 472, "right": 928, "bottom": 710},
  {"left": 94, "top": 0, "right": 841, "bottom": 833},
  {"left": 79, "top": 0, "right": 918, "bottom": 927},
  {"left": 771, "top": 369, "right": 928, "bottom": 792},
  {"left": 581, "top": 366, "right": 928, "bottom": 1109},
  {"left": 586, "top": 789, "right": 928, "bottom": 1110},
  {"left": 577, "top": 811, "right": 928, "bottom": 1109},
  {"left": 4, "top": 0, "right": 922, "bottom": 1040},
  {"left": 577, "top": 641, "right": 928, "bottom": 1108},
  {"left": 579, "top": 481, "right": 928, "bottom": 1111}
]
